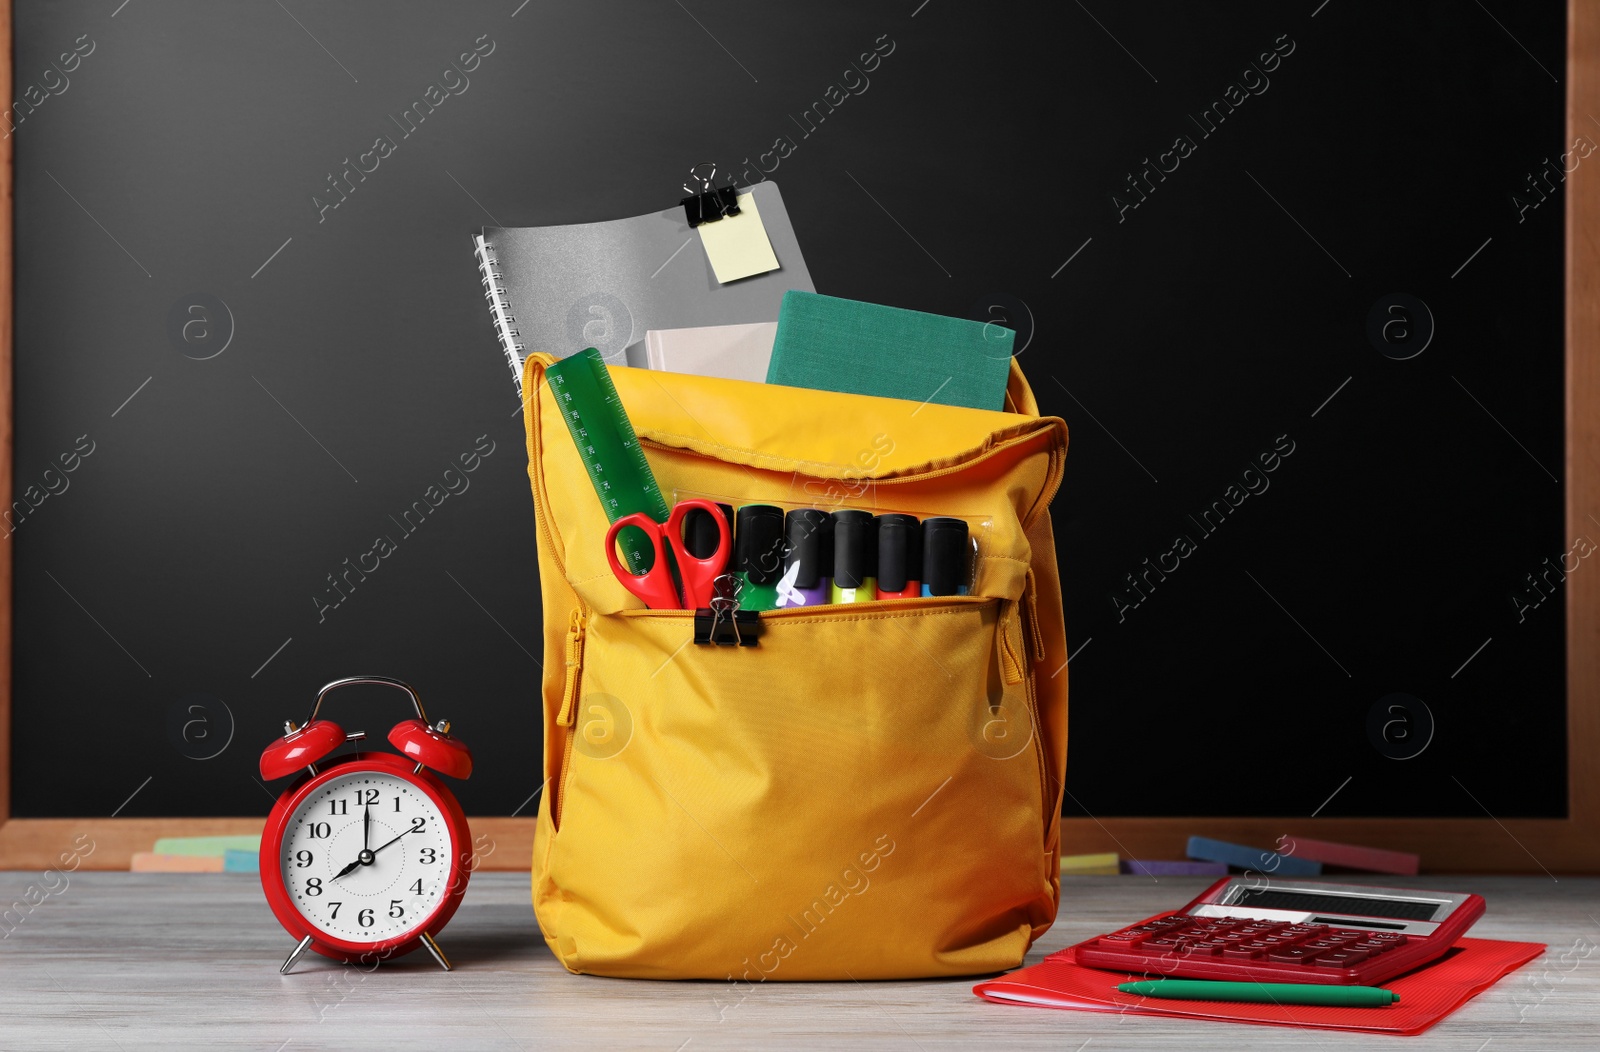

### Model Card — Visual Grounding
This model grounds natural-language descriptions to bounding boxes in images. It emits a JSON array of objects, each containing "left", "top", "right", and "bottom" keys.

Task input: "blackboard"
[{"left": 10, "top": 0, "right": 1569, "bottom": 821}]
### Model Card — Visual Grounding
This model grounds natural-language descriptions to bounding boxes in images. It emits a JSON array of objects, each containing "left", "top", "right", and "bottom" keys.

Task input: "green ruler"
[{"left": 545, "top": 347, "right": 669, "bottom": 575}]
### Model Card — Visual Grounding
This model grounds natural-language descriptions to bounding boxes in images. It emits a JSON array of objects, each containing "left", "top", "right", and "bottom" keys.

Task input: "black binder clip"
[
  {"left": 695, "top": 608, "right": 763, "bottom": 647},
  {"left": 680, "top": 162, "right": 742, "bottom": 228},
  {"left": 694, "top": 579, "right": 762, "bottom": 646}
]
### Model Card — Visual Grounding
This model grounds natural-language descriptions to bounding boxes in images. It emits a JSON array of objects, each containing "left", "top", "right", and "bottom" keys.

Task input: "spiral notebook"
[{"left": 473, "top": 181, "right": 813, "bottom": 395}]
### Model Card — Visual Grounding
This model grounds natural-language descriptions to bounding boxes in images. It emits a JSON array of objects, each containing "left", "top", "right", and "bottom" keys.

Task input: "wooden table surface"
[{"left": 1, "top": 873, "right": 1595, "bottom": 1050}]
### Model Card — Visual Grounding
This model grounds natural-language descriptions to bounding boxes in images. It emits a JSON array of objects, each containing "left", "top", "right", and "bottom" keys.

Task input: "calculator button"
[
  {"left": 1223, "top": 946, "right": 1264, "bottom": 959},
  {"left": 1350, "top": 941, "right": 1389, "bottom": 954},
  {"left": 1096, "top": 933, "right": 1147, "bottom": 949},
  {"left": 1312, "top": 950, "right": 1369, "bottom": 967},
  {"left": 1143, "top": 938, "right": 1183, "bottom": 951},
  {"left": 1179, "top": 943, "right": 1221, "bottom": 957},
  {"left": 1267, "top": 948, "right": 1319, "bottom": 964},
  {"left": 1284, "top": 925, "right": 1323, "bottom": 935},
  {"left": 1329, "top": 930, "right": 1369, "bottom": 940}
]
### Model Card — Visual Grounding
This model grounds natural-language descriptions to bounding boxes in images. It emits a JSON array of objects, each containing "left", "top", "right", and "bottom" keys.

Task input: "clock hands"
[
  {"left": 333, "top": 854, "right": 368, "bottom": 880},
  {"left": 370, "top": 817, "right": 425, "bottom": 855},
  {"left": 334, "top": 805, "right": 376, "bottom": 879},
  {"left": 333, "top": 814, "right": 424, "bottom": 881}
]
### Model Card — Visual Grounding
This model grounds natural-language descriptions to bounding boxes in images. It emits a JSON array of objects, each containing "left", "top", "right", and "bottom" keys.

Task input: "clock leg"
[
  {"left": 280, "top": 934, "right": 315, "bottom": 974},
  {"left": 420, "top": 931, "right": 452, "bottom": 972}
]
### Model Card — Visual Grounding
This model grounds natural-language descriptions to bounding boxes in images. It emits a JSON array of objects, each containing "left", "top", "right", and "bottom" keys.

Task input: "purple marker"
[{"left": 778, "top": 509, "right": 832, "bottom": 607}]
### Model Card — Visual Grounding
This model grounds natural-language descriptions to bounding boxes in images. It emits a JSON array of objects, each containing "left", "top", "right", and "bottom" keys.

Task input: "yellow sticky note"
[{"left": 697, "top": 192, "right": 780, "bottom": 283}]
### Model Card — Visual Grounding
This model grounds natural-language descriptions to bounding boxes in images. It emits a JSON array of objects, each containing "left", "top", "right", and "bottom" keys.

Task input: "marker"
[
  {"left": 921, "top": 517, "right": 970, "bottom": 597},
  {"left": 734, "top": 504, "right": 785, "bottom": 612},
  {"left": 1116, "top": 980, "right": 1399, "bottom": 1007},
  {"left": 829, "top": 510, "right": 876, "bottom": 604},
  {"left": 778, "top": 509, "right": 832, "bottom": 607},
  {"left": 874, "top": 513, "right": 921, "bottom": 599}
]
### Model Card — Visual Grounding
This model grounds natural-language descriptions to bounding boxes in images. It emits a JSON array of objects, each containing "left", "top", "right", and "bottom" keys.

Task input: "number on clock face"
[{"left": 280, "top": 771, "right": 451, "bottom": 943}]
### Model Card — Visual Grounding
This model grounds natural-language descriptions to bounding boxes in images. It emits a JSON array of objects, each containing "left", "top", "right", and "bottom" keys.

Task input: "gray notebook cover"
[{"left": 475, "top": 181, "right": 814, "bottom": 394}]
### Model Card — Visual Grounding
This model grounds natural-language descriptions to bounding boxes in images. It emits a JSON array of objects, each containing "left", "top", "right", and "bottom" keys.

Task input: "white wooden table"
[{"left": 1, "top": 873, "right": 1594, "bottom": 1050}]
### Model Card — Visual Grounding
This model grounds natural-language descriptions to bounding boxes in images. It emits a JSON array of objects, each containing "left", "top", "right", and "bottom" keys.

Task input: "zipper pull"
[
  {"left": 557, "top": 608, "right": 585, "bottom": 727},
  {"left": 1024, "top": 567, "right": 1047, "bottom": 663},
  {"left": 998, "top": 599, "right": 1027, "bottom": 685}
]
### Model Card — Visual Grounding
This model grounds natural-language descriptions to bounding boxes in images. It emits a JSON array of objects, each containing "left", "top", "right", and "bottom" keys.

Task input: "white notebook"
[{"left": 644, "top": 322, "right": 777, "bottom": 383}]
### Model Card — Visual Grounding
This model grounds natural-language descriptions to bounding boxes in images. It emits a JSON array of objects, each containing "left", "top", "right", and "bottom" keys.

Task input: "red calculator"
[{"left": 1071, "top": 877, "right": 1485, "bottom": 985}]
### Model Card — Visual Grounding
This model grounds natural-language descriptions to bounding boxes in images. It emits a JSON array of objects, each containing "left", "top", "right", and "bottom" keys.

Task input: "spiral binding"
[{"left": 473, "top": 233, "right": 524, "bottom": 397}]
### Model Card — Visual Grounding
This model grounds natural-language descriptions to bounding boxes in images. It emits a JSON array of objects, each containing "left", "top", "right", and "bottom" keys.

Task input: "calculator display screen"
[{"left": 1232, "top": 887, "right": 1441, "bottom": 921}]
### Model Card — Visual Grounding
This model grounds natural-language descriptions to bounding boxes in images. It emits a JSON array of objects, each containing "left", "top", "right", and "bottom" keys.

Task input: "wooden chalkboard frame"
[{"left": 0, "top": 0, "right": 1596, "bottom": 873}]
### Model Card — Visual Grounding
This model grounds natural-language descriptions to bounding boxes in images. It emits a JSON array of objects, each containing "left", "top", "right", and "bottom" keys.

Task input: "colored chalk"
[
  {"left": 131, "top": 853, "right": 225, "bottom": 873},
  {"left": 1186, "top": 836, "right": 1322, "bottom": 876},
  {"left": 222, "top": 849, "right": 259, "bottom": 874},
  {"left": 1121, "top": 859, "right": 1230, "bottom": 877},
  {"left": 152, "top": 835, "right": 260, "bottom": 857},
  {"left": 1061, "top": 852, "right": 1121, "bottom": 875},
  {"left": 1282, "top": 836, "right": 1420, "bottom": 876}
]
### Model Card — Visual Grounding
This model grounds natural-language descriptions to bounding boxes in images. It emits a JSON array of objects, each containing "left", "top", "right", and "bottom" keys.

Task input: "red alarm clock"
[{"left": 258, "top": 676, "right": 473, "bottom": 974}]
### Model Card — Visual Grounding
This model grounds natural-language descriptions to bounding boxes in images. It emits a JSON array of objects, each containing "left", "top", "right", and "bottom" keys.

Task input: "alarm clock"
[{"left": 258, "top": 676, "right": 473, "bottom": 974}]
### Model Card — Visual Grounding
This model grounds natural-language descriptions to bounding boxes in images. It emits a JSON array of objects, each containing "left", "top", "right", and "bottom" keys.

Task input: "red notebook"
[{"left": 974, "top": 938, "right": 1545, "bottom": 1036}]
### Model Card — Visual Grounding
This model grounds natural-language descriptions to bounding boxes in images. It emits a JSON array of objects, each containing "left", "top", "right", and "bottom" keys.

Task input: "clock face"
[{"left": 278, "top": 769, "right": 454, "bottom": 945}]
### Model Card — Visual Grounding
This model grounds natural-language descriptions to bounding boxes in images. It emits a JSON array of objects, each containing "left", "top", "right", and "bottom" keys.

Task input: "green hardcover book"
[{"left": 765, "top": 291, "right": 1013, "bottom": 411}]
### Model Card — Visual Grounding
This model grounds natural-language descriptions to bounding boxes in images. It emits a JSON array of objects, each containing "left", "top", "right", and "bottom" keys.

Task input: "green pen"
[{"left": 1117, "top": 980, "right": 1399, "bottom": 1006}]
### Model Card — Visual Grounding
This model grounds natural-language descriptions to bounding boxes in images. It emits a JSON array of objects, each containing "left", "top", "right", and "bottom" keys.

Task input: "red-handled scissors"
[{"left": 604, "top": 499, "right": 732, "bottom": 610}]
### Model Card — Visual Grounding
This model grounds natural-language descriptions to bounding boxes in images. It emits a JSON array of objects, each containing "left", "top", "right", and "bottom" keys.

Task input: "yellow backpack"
[{"left": 520, "top": 351, "right": 1069, "bottom": 980}]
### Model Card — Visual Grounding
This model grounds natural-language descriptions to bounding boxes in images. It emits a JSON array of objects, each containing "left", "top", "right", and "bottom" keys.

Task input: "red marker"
[{"left": 874, "top": 514, "right": 921, "bottom": 599}]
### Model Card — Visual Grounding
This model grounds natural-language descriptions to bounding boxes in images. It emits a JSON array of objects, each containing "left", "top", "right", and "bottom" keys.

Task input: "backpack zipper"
[{"left": 557, "top": 608, "right": 585, "bottom": 727}]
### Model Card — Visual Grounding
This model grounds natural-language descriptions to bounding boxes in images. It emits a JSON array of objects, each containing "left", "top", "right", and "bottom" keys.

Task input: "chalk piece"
[
  {"left": 152, "top": 835, "right": 260, "bottom": 857},
  {"left": 1186, "top": 835, "right": 1322, "bottom": 876},
  {"left": 131, "top": 853, "right": 225, "bottom": 873},
  {"left": 697, "top": 192, "right": 780, "bottom": 283},
  {"left": 1061, "top": 852, "right": 1120, "bottom": 875},
  {"left": 1121, "top": 859, "right": 1230, "bottom": 877},
  {"left": 1283, "top": 836, "right": 1419, "bottom": 875},
  {"left": 222, "top": 849, "right": 259, "bottom": 874}
]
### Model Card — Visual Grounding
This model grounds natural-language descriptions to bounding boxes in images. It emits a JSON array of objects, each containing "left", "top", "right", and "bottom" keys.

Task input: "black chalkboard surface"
[{"left": 11, "top": 1, "right": 1568, "bottom": 820}]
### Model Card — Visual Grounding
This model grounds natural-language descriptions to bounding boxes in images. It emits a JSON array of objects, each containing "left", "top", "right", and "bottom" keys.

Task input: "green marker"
[
  {"left": 1117, "top": 980, "right": 1399, "bottom": 1007},
  {"left": 734, "top": 504, "right": 785, "bottom": 612}
]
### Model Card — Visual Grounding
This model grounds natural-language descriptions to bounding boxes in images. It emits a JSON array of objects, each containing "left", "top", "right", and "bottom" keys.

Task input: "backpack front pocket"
[{"left": 535, "top": 597, "right": 1055, "bottom": 980}]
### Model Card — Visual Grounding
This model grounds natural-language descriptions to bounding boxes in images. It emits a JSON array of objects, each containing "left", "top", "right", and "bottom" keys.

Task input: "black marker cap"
[
  {"left": 736, "top": 504, "right": 785, "bottom": 585},
  {"left": 831, "top": 509, "right": 877, "bottom": 589},
  {"left": 783, "top": 509, "right": 832, "bottom": 589},
  {"left": 922, "top": 517, "right": 970, "bottom": 596},
  {"left": 683, "top": 502, "right": 734, "bottom": 561},
  {"left": 875, "top": 513, "right": 922, "bottom": 592}
]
